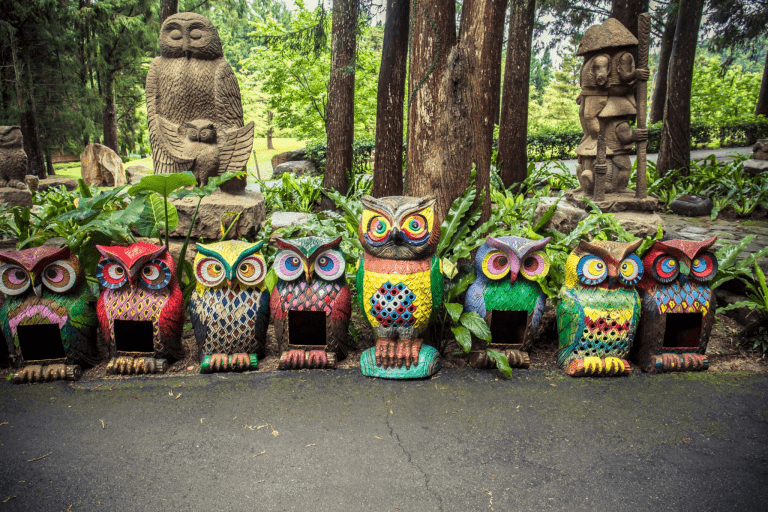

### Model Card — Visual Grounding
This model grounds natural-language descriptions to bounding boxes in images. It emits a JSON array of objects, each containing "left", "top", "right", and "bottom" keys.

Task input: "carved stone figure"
[
  {"left": 146, "top": 12, "right": 254, "bottom": 192},
  {"left": 574, "top": 18, "right": 649, "bottom": 196},
  {"left": 0, "top": 126, "right": 30, "bottom": 190},
  {"left": 631, "top": 238, "right": 718, "bottom": 373},
  {"left": 557, "top": 240, "right": 643, "bottom": 377},
  {"left": 0, "top": 246, "right": 98, "bottom": 383},
  {"left": 357, "top": 195, "right": 443, "bottom": 379}
]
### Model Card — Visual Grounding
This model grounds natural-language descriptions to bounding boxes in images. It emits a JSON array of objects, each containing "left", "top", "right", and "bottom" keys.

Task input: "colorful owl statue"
[
  {"left": 557, "top": 240, "right": 643, "bottom": 377},
  {"left": 0, "top": 246, "right": 98, "bottom": 383},
  {"left": 357, "top": 195, "right": 443, "bottom": 379},
  {"left": 465, "top": 236, "right": 551, "bottom": 369},
  {"left": 270, "top": 236, "right": 351, "bottom": 370},
  {"left": 96, "top": 242, "right": 184, "bottom": 375},
  {"left": 188, "top": 240, "right": 269, "bottom": 373},
  {"left": 630, "top": 237, "right": 718, "bottom": 373}
]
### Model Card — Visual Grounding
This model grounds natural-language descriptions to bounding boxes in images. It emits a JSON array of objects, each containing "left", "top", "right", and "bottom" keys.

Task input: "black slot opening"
[
  {"left": 288, "top": 310, "right": 326, "bottom": 346},
  {"left": 490, "top": 310, "right": 528, "bottom": 346},
  {"left": 663, "top": 312, "right": 702, "bottom": 349},
  {"left": 17, "top": 324, "right": 66, "bottom": 361},
  {"left": 114, "top": 319, "right": 155, "bottom": 353}
]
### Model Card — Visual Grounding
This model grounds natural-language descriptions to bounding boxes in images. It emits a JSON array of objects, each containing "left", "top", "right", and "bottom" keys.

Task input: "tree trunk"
[
  {"left": 650, "top": 5, "right": 678, "bottom": 125},
  {"left": 160, "top": 0, "right": 177, "bottom": 26},
  {"left": 19, "top": 56, "right": 46, "bottom": 179},
  {"left": 102, "top": 75, "right": 120, "bottom": 154},
  {"left": 610, "top": 0, "right": 643, "bottom": 38},
  {"left": 756, "top": 47, "right": 768, "bottom": 117},
  {"left": 372, "top": 0, "right": 410, "bottom": 197},
  {"left": 405, "top": 0, "right": 456, "bottom": 205},
  {"left": 267, "top": 110, "right": 274, "bottom": 150},
  {"left": 657, "top": 0, "right": 705, "bottom": 177},
  {"left": 321, "top": 0, "right": 358, "bottom": 209},
  {"left": 498, "top": 0, "right": 536, "bottom": 188},
  {"left": 45, "top": 152, "right": 55, "bottom": 176}
]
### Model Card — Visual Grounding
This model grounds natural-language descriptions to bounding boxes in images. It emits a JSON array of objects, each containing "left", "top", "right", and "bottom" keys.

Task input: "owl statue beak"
[
  {"left": 679, "top": 273, "right": 689, "bottom": 285},
  {"left": 392, "top": 229, "right": 404, "bottom": 246},
  {"left": 607, "top": 276, "right": 617, "bottom": 289},
  {"left": 509, "top": 270, "right": 518, "bottom": 284},
  {"left": 30, "top": 273, "right": 42, "bottom": 297}
]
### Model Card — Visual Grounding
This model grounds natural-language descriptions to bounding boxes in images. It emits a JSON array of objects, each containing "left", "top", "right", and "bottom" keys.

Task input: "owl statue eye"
[
  {"left": 366, "top": 215, "right": 392, "bottom": 245},
  {"left": 97, "top": 260, "right": 128, "bottom": 289},
  {"left": 169, "top": 29, "right": 182, "bottom": 40},
  {"left": 577, "top": 255, "right": 608, "bottom": 285},
  {"left": 0, "top": 264, "right": 30, "bottom": 295},
  {"left": 521, "top": 250, "right": 551, "bottom": 280},
  {"left": 618, "top": 254, "right": 643, "bottom": 286},
  {"left": 42, "top": 260, "right": 78, "bottom": 293},
  {"left": 400, "top": 214, "right": 429, "bottom": 244},
  {"left": 690, "top": 252, "right": 717, "bottom": 282},
  {"left": 482, "top": 250, "right": 510, "bottom": 280},
  {"left": 196, "top": 257, "right": 226, "bottom": 287},
  {"left": 314, "top": 250, "right": 345, "bottom": 281},
  {"left": 651, "top": 254, "right": 680, "bottom": 284},
  {"left": 275, "top": 251, "right": 305, "bottom": 281},
  {"left": 140, "top": 260, "right": 171, "bottom": 290},
  {"left": 237, "top": 256, "right": 266, "bottom": 286},
  {"left": 190, "top": 28, "right": 203, "bottom": 40}
]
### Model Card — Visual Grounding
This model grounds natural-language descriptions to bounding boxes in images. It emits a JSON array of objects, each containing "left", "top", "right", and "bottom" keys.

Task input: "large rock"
[
  {"left": 532, "top": 197, "right": 588, "bottom": 234},
  {"left": 612, "top": 211, "right": 664, "bottom": 238},
  {"left": 668, "top": 195, "right": 713, "bottom": 217},
  {"left": 744, "top": 159, "right": 768, "bottom": 177},
  {"left": 169, "top": 189, "right": 266, "bottom": 240},
  {"left": 273, "top": 160, "right": 317, "bottom": 177},
  {"left": 753, "top": 138, "right": 768, "bottom": 160},
  {"left": 566, "top": 190, "right": 658, "bottom": 213},
  {"left": 80, "top": 144, "right": 125, "bottom": 187},
  {"left": 38, "top": 176, "right": 79, "bottom": 192},
  {"left": 0, "top": 187, "right": 32, "bottom": 207},
  {"left": 125, "top": 165, "right": 152, "bottom": 184},
  {"left": 271, "top": 148, "right": 307, "bottom": 170}
]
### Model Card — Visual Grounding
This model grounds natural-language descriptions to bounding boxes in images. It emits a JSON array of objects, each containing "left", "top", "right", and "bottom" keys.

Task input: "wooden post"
[
  {"left": 635, "top": 12, "right": 651, "bottom": 199},
  {"left": 593, "top": 133, "right": 608, "bottom": 202},
  {"left": 253, "top": 150, "right": 261, "bottom": 180}
]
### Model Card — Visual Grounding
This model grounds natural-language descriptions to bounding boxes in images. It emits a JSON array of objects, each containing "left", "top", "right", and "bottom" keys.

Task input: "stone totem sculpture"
[
  {"left": 146, "top": 12, "right": 254, "bottom": 192},
  {"left": 573, "top": 18, "right": 649, "bottom": 199},
  {"left": 0, "top": 126, "right": 30, "bottom": 190}
]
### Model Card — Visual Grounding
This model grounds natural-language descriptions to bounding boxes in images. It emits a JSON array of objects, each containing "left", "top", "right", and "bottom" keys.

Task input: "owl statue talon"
[
  {"left": 306, "top": 350, "right": 328, "bottom": 369},
  {"left": 375, "top": 338, "right": 397, "bottom": 368},
  {"left": 396, "top": 339, "right": 421, "bottom": 369},
  {"left": 285, "top": 349, "right": 306, "bottom": 369},
  {"left": 230, "top": 353, "right": 250, "bottom": 370}
]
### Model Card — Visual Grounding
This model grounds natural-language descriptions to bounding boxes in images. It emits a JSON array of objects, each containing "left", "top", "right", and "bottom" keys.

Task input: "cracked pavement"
[{"left": 0, "top": 369, "right": 767, "bottom": 511}]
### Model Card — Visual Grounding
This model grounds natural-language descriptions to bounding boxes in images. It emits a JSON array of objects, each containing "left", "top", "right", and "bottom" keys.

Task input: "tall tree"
[
  {"left": 322, "top": 0, "right": 359, "bottom": 209},
  {"left": 610, "top": 0, "right": 642, "bottom": 38},
  {"left": 656, "top": 0, "right": 705, "bottom": 176},
  {"left": 498, "top": 0, "right": 537, "bottom": 187},
  {"left": 649, "top": 3, "right": 678, "bottom": 125},
  {"left": 372, "top": 0, "right": 409, "bottom": 197},
  {"left": 160, "top": 0, "right": 177, "bottom": 25},
  {"left": 758, "top": 50, "right": 768, "bottom": 117}
]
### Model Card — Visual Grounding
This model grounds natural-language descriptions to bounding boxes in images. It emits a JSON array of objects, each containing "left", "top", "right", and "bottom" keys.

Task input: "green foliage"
[
  {"left": 690, "top": 55, "right": 762, "bottom": 127},
  {"left": 258, "top": 174, "right": 323, "bottom": 213},
  {"left": 718, "top": 261, "right": 768, "bottom": 355},
  {"left": 710, "top": 235, "right": 768, "bottom": 291}
]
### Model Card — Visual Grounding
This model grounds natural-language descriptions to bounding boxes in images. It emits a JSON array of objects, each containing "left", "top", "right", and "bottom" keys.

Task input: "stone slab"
[
  {"left": 273, "top": 160, "right": 318, "bottom": 177},
  {"left": 270, "top": 211, "right": 310, "bottom": 229},
  {"left": 744, "top": 159, "right": 768, "bottom": 176},
  {"left": 566, "top": 190, "right": 658, "bottom": 213},
  {"left": 0, "top": 187, "right": 32, "bottom": 207},
  {"left": 612, "top": 211, "right": 664, "bottom": 238},
  {"left": 169, "top": 189, "right": 265, "bottom": 240},
  {"left": 532, "top": 196, "right": 588, "bottom": 233},
  {"left": 38, "top": 176, "right": 79, "bottom": 192}
]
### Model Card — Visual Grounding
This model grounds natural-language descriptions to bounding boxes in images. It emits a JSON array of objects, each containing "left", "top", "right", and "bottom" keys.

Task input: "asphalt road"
[{"left": 1, "top": 369, "right": 767, "bottom": 511}]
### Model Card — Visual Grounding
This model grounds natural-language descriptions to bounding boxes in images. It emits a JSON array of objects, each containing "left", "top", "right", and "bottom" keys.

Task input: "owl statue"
[
  {"left": 357, "top": 195, "right": 443, "bottom": 379},
  {"left": 146, "top": 12, "right": 253, "bottom": 192},
  {"left": 0, "top": 246, "right": 98, "bottom": 384},
  {"left": 557, "top": 240, "right": 643, "bottom": 377},
  {"left": 188, "top": 240, "right": 270, "bottom": 373},
  {"left": 96, "top": 242, "right": 184, "bottom": 375},
  {"left": 270, "top": 236, "right": 351, "bottom": 370},
  {"left": 0, "top": 126, "right": 29, "bottom": 189},
  {"left": 630, "top": 237, "right": 718, "bottom": 373},
  {"left": 465, "top": 236, "right": 551, "bottom": 369}
]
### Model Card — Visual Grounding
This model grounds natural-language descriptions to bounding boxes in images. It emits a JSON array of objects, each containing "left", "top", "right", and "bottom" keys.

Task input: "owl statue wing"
[
  {"left": 152, "top": 117, "right": 195, "bottom": 174},
  {"left": 187, "top": 292, "right": 209, "bottom": 353},
  {"left": 556, "top": 288, "right": 585, "bottom": 366},
  {"left": 215, "top": 60, "right": 244, "bottom": 130},
  {"left": 218, "top": 121, "right": 254, "bottom": 175}
]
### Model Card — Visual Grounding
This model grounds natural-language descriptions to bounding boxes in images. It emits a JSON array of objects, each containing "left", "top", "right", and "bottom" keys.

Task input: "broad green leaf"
[
  {"left": 128, "top": 172, "right": 197, "bottom": 198},
  {"left": 451, "top": 326, "right": 472, "bottom": 353},
  {"left": 437, "top": 186, "right": 476, "bottom": 257},
  {"left": 715, "top": 235, "right": 754, "bottom": 270},
  {"left": 460, "top": 311, "right": 491, "bottom": 342},
  {"left": 136, "top": 193, "right": 178, "bottom": 239},
  {"left": 265, "top": 267, "right": 278, "bottom": 293},
  {"left": 717, "top": 301, "right": 759, "bottom": 314},
  {"left": 444, "top": 302, "right": 463, "bottom": 323},
  {"left": 532, "top": 192, "right": 562, "bottom": 233},
  {"left": 170, "top": 171, "right": 245, "bottom": 199},
  {"left": 485, "top": 350, "right": 512, "bottom": 379},
  {"left": 445, "top": 271, "right": 477, "bottom": 302},
  {"left": 442, "top": 258, "right": 457, "bottom": 279}
]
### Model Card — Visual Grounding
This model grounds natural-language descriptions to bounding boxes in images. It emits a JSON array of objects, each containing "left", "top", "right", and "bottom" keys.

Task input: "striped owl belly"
[
  {"left": 362, "top": 257, "right": 432, "bottom": 332},
  {"left": 198, "top": 288, "right": 263, "bottom": 355},
  {"left": 572, "top": 288, "right": 639, "bottom": 360}
]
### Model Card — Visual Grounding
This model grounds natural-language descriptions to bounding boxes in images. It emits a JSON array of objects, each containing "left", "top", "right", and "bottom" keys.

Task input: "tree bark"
[
  {"left": 45, "top": 152, "right": 55, "bottom": 176},
  {"left": 372, "top": 0, "right": 410, "bottom": 197},
  {"left": 657, "top": 0, "right": 705, "bottom": 177},
  {"left": 405, "top": 0, "right": 456, "bottom": 206},
  {"left": 160, "top": 0, "right": 178, "bottom": 26},
  {"left": 102, "top": 76, "right": 120, "bottom": 154},
  {"left": 19, "top": 55, "right": 46, "bottom": 179},
  {"left": 267, "top": 110, "right": 274, "bottom": 150},
  {"left": 610, "top": 0, "right": 643, "bottom": 38},
  {"left": 649, "top": 5, "right": 678, "bottom": 125},
  {"left": 756, "top": 47, "right": 768, "bottom": 117},
  {"left": 498, "top": 0, "right": 536, "bottom": 188},
  {"left": 322, "top": 0, "right": 358, "bottom": 209}
]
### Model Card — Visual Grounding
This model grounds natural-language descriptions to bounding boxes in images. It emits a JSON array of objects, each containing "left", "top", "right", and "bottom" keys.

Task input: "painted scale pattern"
[
  {"left": 188, "top": 284, "right": 269, "bottom": 357},
  {"left": 0, "top": 282, "right": 98, "bottom": 367},
  {"left": 654, "top": 282, "right": 710, "bottom": 315},
  {"left": 369, "top": 281, "right": 418, "bottom": 327}
]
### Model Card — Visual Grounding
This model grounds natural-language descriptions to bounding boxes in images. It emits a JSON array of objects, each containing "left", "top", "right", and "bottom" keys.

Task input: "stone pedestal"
[
  {"left": 169, "top": 189, "right": 265, "bottom": 240},
  {"left": 0, "top": 188, "right": 32, "bottom": 207},
  {"left": 566, "top": 190, "right": 658, "bottom": 212},
  {"left": 612, "top": 211, "right": 664, "bottom": 238},
  {"left": 38, "top": 177, "right": 79, "bottom": 192}
]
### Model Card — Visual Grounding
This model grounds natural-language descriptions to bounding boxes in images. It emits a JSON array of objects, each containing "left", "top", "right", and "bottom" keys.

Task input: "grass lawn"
[{"left": 52, "top": 138, "right": 306, "bottom": 181}]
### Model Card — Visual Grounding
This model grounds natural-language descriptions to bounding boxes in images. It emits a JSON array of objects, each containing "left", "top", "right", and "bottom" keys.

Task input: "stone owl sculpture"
[
  {"left": 270, "top": 236, "right": 351, "bottom": 370},
  {"left": 557, "top": 240, "right": 643, "bottom": 377},
  {"left": 465, "top": 236, "right": 551, "bottom": 369},
  {"left": 146, "top": 12, "right": 253, "bottom": 192},
  {"left": 631, "top": 237, "right": 718, "bottom": 373},
  {"left": 188, "top": 240, "right": 270, "bottom": 373},
  {"left": 96, "top": 242, "right": 184, "bottom": 375},
  {"left": 357, "top": 195, "right": 443, "bottom": 379},
  {"left": 0, "top": 126, "right": 29, "bottom": 190},
  {"left": 0, "top": 246, "right": 98, "bottom": 383}
]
